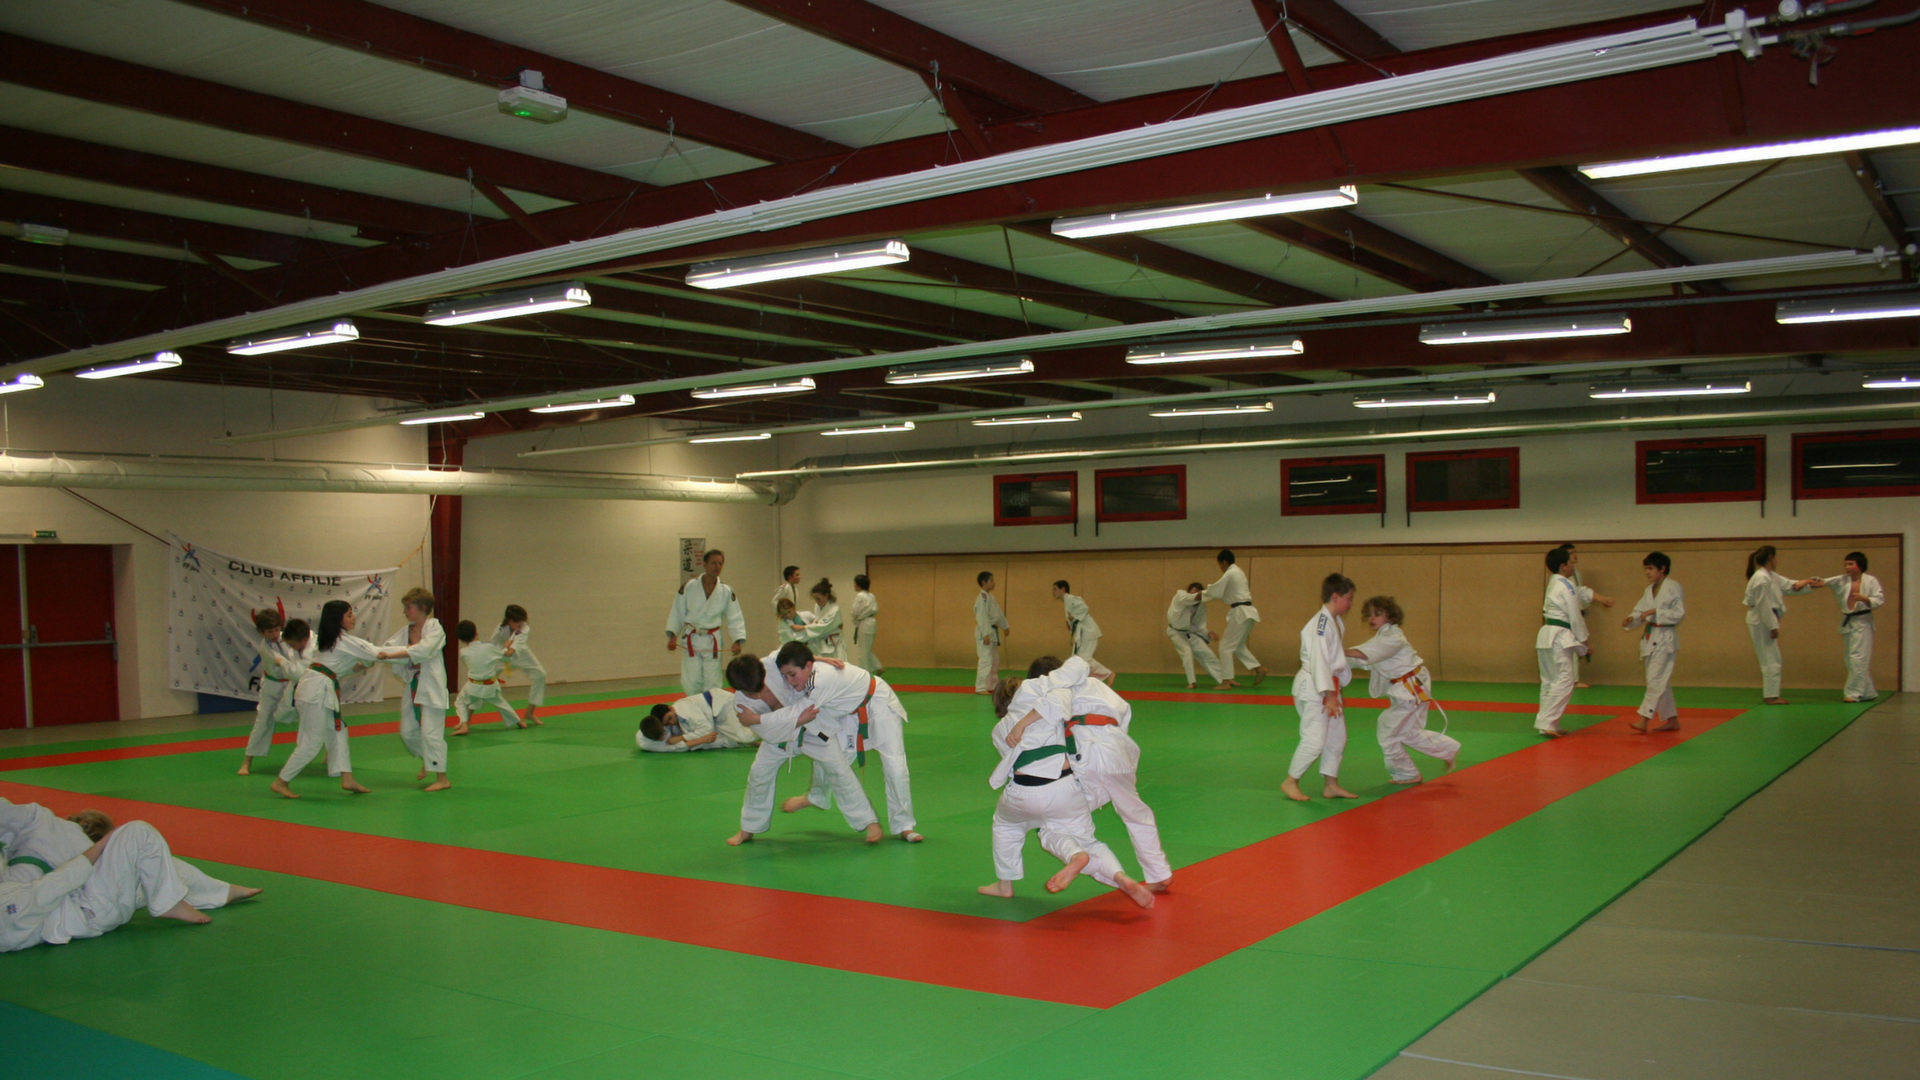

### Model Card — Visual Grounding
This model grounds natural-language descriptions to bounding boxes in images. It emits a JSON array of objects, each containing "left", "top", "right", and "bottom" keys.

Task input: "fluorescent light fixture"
[
  {"left": 226, "top": 319, "right": 359, "bottom": 355},
  {"left": 1052, "top": 187, "right": 1358, "bottom": 238},
  {"left": 1126, "top": 337, "right": 1304, "bottom": 365},
  {"left": 0, "top": 373, "right": 44, "bottom": 395},
  {"left": 1810, "top": 462, "right": 1896, "bottom": 470},
  {"left": 1588, "top": 380, "right": 1751, "bottom": 399},
  {"left": 686, "top": 240, "right": 909, "bottom": 289},
  {"left": 398, "top": 411, "right": 485, "bottom": 425},
  {"left": 971, "top": 412, "right": 1082, "bottom": 427},
  {"left": 822, "top": 421, "right": 916, "bottom": 436},
  {"left": 1149, "top": 401, "right": 1274, "bottom": 418},
  {"left": 74, "top": 351, "right": 182, "bottom": 379},
  {"left": 529, "top": 394, "right": 635, "bottom": 414},
  {"left": 689, "top": 377, "right": 816, "bottom": 400},
  {"left": 1862, "top": 371, "right": 1920, "bottom": 390},
  {"left": 1354, "top": 391, "right": 1497, "bottom": 409},
  {"left": 1775, "top": 294, "right": 1920, "bottom": 324},
  {"left": 1420, "top": 315, "right": 1631, "bottom": 345},
  {"left": 18, "top": 222, "right": 69, "bottom": 246},
  {"left": 1580, "top": 126, "right": 1920, "bottom": 179},
  {"left": 688, "top": 432, "right": 772, "bottom": 444},
  {"left": 424, "top": 282, "right": 591, "bottom": 326},
  {"left": 885, "top": 357, "right": 1033, "bottom": 385}
]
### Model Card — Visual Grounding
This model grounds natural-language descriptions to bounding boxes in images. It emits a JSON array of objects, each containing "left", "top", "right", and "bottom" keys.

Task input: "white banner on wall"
[
  {"left": 167, "top": 534, "right": 398, "bottom": 704},
  {"left": 679, "top": 536, "right": 706, "bottom": 580}
]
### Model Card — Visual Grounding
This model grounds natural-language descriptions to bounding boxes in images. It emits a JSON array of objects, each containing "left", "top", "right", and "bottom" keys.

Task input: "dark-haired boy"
[
  {"left": 1622, "top": 552, "right": 1686, "bottom": 732},
  {"left": 637, "top": 689, "right": 759, "bottom": 753},
  {"left": 724, "top": 652, "right": 881, "bottom": 846},
  {"left": 239, "top": 612, "right": 311, "bottom": 776},
  {"left": 451, "top": 620, "right": 523, "bottom": 733},
  {"left": 1283, "top": 574, "right": 1358, "bottom": 802},
  {"left": 1536, "top": 547, "right": 1613, "bottom": 737},
  {"left": 975, "top": 571, "right": 1010, "bottom": 694},
  {"left": 1819, "top": 552, "right": 1884, "bottom": 702},
  {"left": 491, "top": 604, "right": 546, "bottom": 726}
]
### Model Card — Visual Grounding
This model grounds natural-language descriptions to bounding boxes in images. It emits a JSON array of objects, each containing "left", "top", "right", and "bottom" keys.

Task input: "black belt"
[
  {"left": 1231, "top": 601, "right": 1253, "bottom": 608},
  {"left": 1013, "top": 768, "right": 1071, "bottom": 787},
  {"left": 1843, "top": 610, "right": 1872, "bottom": 622}
]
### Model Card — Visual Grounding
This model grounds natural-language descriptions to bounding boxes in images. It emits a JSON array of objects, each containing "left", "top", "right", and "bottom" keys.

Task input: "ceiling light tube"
[
  {"left": 686, "top": 241, "right": 909, "bottom": 290},
  {"left": 1580, "top": 126, "right": 1920, "bottom": 179},
  {"left": 424, "top": 282, "right": 592, "bottom": 326},
  {"left": 1149, "top": 401, "right": 1274, "bottom": 418},
  {"left": 1588, "top": 380, "right": 1750, "bottom": 400},
  {"left": 1420, "top": 315, "right": 1632, "bottom": 345},
  {"left": 529, "top": 394, "right": 635, "bottom": 414},
  {"left": 74, "top": 351, "right": 183, "bottom": 379},
  {"left": 885, "top": 357, "right": 1034, "bottom": 384},
  {"left": 689, "top": 377, "right": 816, "bottom": 400},
  {"left": 1126, "top": 338, "right": 1304, "bottom": 365},
  {"left": 398, "top": 411, "right": 486, "bottom": 425},
  {"left": 1862, "top": 371, "right": 1920, "bottom": 390},
  {"left": 226, "top": 319, "right": 359, "bottom": 355},
  {"left": 0, "top": 373, "right": 44, "bottom": 395},
  {"left": 18, "top": 222, "right": 69, "bottom": 246},
  {"left": 972, "top": 412, "right": 1082, "bottom": 427},
  {"left": 1775, "top": 294, "right": 1920, "bottom": 324},
  {"left": 1052, "top": 187, "right": 1358, "bottom": 238},
  {"left": 1354, "top": 391, "right": 1497, "bottom": 409},
  {"left": 821, "top": 421, "right": 916, "bottom": 436},
  {"left": 688, "top": 432, "right": 773, "bottom": 444}
]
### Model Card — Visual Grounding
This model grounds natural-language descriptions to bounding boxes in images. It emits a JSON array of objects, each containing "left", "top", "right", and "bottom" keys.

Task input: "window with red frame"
[
  {"left": 993, "top": 471, "right": 1077, "bottom": 526},
  {"left": 1094, "top": 465, "right": 1186, "bottom": 523},
  {"left": 1637, "top": 435, "right": 1765, "bottom": 504},
  {"left": 1282, "top": 455, "right": 1384, "bottom": 516},
  {"left": 1793, "top": 427, "right": 1920, "bottom": 500},
  {"left": 1406, "top": 447, "right": 1519, "bottom": 512}
]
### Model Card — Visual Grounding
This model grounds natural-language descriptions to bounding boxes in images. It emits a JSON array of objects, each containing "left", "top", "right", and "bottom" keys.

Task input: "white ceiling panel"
[
  {"left": 1149, "top": 223, "right": 1420, "bottom": 301},
  {"left": 845, "top": 270, "right": 1116, "bottom": 332},
  {"left": 1338, "top": 0, "right": 1689, "bottom": 52},
  {"left": 0, "top": 165, "right": 375, "bottom": 246},
  {"left": 1593, "top": 158, "right": 1899, "bottom": 258}
]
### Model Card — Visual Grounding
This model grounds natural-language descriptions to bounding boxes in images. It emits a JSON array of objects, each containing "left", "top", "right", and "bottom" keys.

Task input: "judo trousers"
[{"left": 1288, "top": 670, "right": 1347, "bottom": 779}]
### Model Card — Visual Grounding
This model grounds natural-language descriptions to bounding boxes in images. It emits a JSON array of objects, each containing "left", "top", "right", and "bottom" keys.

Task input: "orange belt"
[
  {"left": 1066, "top": 713, "right": 1120, "bottom": 730},
  {"left": 1389, "top": 665, "right": 1432, "bottom": 703},
  {"left": 855, "top": 676, "right": 877, "bottom": 768}
]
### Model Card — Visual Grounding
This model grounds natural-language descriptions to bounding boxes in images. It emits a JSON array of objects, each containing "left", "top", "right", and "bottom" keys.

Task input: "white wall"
[
  {"left": 774, "top": 417, "right": 1919, "bottom": 688},
  {"left": 0, "top": 376, "right": 431, "bottom": 720}
]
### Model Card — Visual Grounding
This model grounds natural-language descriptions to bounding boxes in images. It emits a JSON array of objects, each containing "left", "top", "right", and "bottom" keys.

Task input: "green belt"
[
  {"left": 7, "top": 854, "right": 54, "bottom": 874},
  {"left": 1012, "top": 732, "right": 1078, "bottom": 772},
  {"left": 1543, "top": 618, "right": 1571, "bottom": 629}
]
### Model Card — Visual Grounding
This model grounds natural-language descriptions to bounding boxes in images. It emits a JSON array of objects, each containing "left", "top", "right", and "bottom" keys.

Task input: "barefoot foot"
[
  {"left": 1251, "top": 667, "right": 1268, "bottom": 687},
  {"left": 1185, "top": 684, "right": 1197, "bottom": 691},
  {"left": 417, "top": 767, "right": 428, "bottom": 781},
  {"left": 726, "top": 831, "right": 755, "bottom": 846},
  {"left": 1280, "top": 776, "right": 1309, "bottom": 802},
  {"left": 899, "top": 830, "right": 924, "bottom": 843},
  {"left": 1537, "top": 728, "right": 1562, "bottom": 738},
  {"left": 236, "top": 763, "right": 252, "bottom": 776},
  {"left": 1045, "top": 852, "right": 1091, "bottom": 893},
  {"left": 341, "top": 779, "right": 371, "bottom": 794},
  {"left": 977, "top": 880, "right": 1013, "bottom": 898},
  {"left": 1115, "top": 873, "right": 1156, "bottom": 909},
  {"left": 1323, "top": 780, "right": 1359, "bottom": 799},
  {"left": 158, "top": 899, "right": 212, "bottom": 924},
  {"left": 1145, "top": 878, "right": 1172, "bottom": 893},
  {"left": 1215, "top": 681, "right": 1238, "bottom": 691},
  {"left": 1647, "top": 717, "right": 1680, "bottom": 733},
  {"left": 423, "top": 776, "right": 451, "bottom": 791},
  {"left": 269, "top": 778, "right": 299, "bottom": 799},
  {"left": 1630, "top": 715, "right": 1651, "bottom": 733},
  {"left": 1392, "top": 776, "right": 1424, "bottom": 786},
  {"left": 1441, "top": 757, "right": 1458, "bottom": 775},
  {"left": 781, "top": 795, "right": 813, "bottom": 814},
  {"left": 1764, "top": 697, "right": 1790, "bottom": 705},
  {"left": 449, "top": 723, "right": 470, "bottom": 736},
  {"left": 863, "top": 823, "right": 884, "bottom": 844},
  {"left": 226, "top": 885, "right": 264, "bottom": 904}
]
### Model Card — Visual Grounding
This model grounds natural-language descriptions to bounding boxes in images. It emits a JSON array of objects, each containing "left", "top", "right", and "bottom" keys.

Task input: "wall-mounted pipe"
[{"left": 0, "top": 453, "right": 797, "bottom": 504}]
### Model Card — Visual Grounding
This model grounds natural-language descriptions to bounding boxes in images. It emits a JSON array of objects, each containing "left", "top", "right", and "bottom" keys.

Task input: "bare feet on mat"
[
  {"left": 1576, "top": 681, "right": 1592, "bottom": 689},
  {"left": 1763, "top": 697, "right": 1790, "bottom": 705},
  {"left": 423, "top": 776, "right": 451, "bottom": 791},
  {"left": 226, "top": 885, "right": 264, "bottom": 904},
  {"left": 1647, "top": 717, "right": 1680, "bottom": 733},
  {"left": 1115, "top": 873, "right": 1156, "bottom": 909},
  {"left": 863, "top": 823, "right": 884, "bottom": 844},
  {"left": 1185, "top": 684, "right": 1197, "bottom": 691},
  {"left": 781, "top": 795, "right": 812, "bottom": 813},
  {"left": 899, "top": 830, "right": 924, "bottom": 843},
  {"left": 417, "top": 767, "right": 428, "bottom": 781},
  {"left": 1392, "top": 776, "right": 1423, "bottom": 786},
  {"left": 341, "top": 778, "right": 371, "bottom": 794},
  {"left": 1251, "top": 667, "right": 1268, "bottom": 687},
  {"left": 1145, "top": 878, "right": 1172, "bottom": 893},
  {"left": 158, "top": 899, "right": 212, "bottom": 924},
  {"left": 1630, "top": 715, "right": 1651, "bottom": 733},
  {"left": 1215, "top": 680, "right": 1238, "bottom": 691},
  {"left": 531, "top": 717, "right": 544, "bottom": 726},
  {"left": 449, "top": 723, "right": 470, "bottom": 736},
  {"left": 726, "top": 831, "right": 754, "bottom": 846},
  {"left": 1280, "top": 776, "right": 1309, "bottom": 802},
  {"left": 1323, "top": 779, "right": 1359, "bottom": 799},
  {"left": 1046, "top": 852, "right": 1090, "bottom": 893},
  {"left": 269, "top": 778, "right": 299, "bottom": 799},
  {"left": 236, "top": 763, "right": 251, "bottom": 776},
  {"left": 1441, "top": 757, "right": 1458, "bottom": 775},
  {"left": 1537, "top": 728, "right": 1562, "bottom": 738},
  {"left": 977, "top": 880, "right": 1013, "bottom": 898}
]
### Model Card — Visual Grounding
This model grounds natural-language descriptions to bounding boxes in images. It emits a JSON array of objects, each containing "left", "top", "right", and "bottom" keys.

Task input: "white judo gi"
[
  {"left": 1625, "top": 580, "right": 1686, "bottom": 724},
  {"left": 1203, "top": 564, "right": 1262, "bottom": 680},
  {"left": 797, "top": 661, "right": 915, "bottom": 835},
  {"left": 988, "top": 683, "right": 1123, "bottom": 887},
  {"left": 850, "top": 588, "right": 882, "bottom": 673},
  {"left": 975, "top": 589, "right": 1010, "bottom": 693},
  {"left": 1033, "top": 656, "right": 1170, "bottom": 885},
  {"left": 666, "top": 576, "right": 748, "bottom": 695},
  {"left": 1290, "top": 605, "right": 1352, "bottom": 779},
  {"left": 1061, "top": 593, "right": 1114, "bottom": 681},
  {"left": 805, "top": 600, "right": 846, "bottom": 660},
  {"left": 491, "top": 623, "right": 547, "bottom": 707},
  {"left": 777, "top": 609, "right": 816, "bottom": 646},
  {"left": 1165, "top": 589, "right": 1222, "bottom": 686},
  {"left": 772, "top": 581, "right": 798, "bottom": 615},
  {"left": 735, "top": 657, "right": 878, "bottom": 836},
  {"left": 0, "top": 821, "right": 231, "bottom": 952},
  {"left": 384, "top": 618, "right": 451, "bottom": 774},
  {"left": 0, "top": 799, "right": 229, "bottom": 915},
  {"left": 1822, "top": 572, "right": 1884, "bottom": 701},
  {"left": 455, "top": 641, "right": 523, "bottom": 728},
  {"left": 279, "top": 633, "right": 383, "bottom": 782},
  {"left": 1349, "top": 624, "right": 1459, "bottom": 782},
  {"left": 1534, "top": 573, "right": 1593, "bottom": 735},
  {"left": 243, "top": 634, "right": 310, "bottom": 760},
  {"left": 1744, "top": 568, "right": 1815, "bottom": 699},
  {"left": 637, "top": 688, "right": 760, "bottom": 753}
]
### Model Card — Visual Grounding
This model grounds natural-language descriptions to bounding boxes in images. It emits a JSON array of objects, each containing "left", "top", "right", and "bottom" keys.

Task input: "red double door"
[{"left": 0, "top": 544, "right": 121, "bottom": 728}]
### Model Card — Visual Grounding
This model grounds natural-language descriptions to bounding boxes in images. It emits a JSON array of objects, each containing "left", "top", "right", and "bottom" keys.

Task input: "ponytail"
[
  {"left": 1746, "top": 545, "right": 1777, "bottom": 580},
  {"left": 317, "top": 600, "right": 351, "bottom": 652}
]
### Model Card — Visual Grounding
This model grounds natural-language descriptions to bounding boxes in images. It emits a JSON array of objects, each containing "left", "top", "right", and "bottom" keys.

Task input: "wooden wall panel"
[
  {"left": 1439, "top": 552, "right": 1546, "bottom": 683},
  {"left": 1250, "top": 555, "right": 1342, "bottom": 671},
  {"left": 1001, "top": 557, "right": 1083, "bottom": 668},
  {"left": 1084, "top": 555, "right": 1179, "bottom": 675},
  {"left": 1342, "top": 554, "right": 1443, "bottom": 674},
  {"left": 867, "top": 558, "right": 935, "bottom": 669},
  {"left": 932, "top": 559, "right": 1004, "bottom": 669}
]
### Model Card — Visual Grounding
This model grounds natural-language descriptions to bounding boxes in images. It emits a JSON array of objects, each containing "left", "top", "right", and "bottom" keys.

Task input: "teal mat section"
[{"left": 0, "top": 999, "right": 249, "bottom": 1079}]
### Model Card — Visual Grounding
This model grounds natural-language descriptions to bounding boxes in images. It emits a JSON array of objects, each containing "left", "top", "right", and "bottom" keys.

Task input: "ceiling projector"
[{"left": 499, "top": 69, "right": 567, "bottom": 123}]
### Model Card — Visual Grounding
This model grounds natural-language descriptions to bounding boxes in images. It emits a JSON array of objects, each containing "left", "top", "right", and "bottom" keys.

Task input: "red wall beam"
[
  {"left": 1254, "top": 0, "right": 1402, "bottom": 62},
  {"left": 175, "top": 0, "right": 845, "bottom": 164},
  {"left": 0, "top": 32, "right": 635, "bottom": 207}
]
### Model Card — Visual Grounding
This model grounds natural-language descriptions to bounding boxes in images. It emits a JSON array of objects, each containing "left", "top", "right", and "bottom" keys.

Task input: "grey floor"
[{"left": 1373, "top": 692, "right": 1920, "bottom": 1080}]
